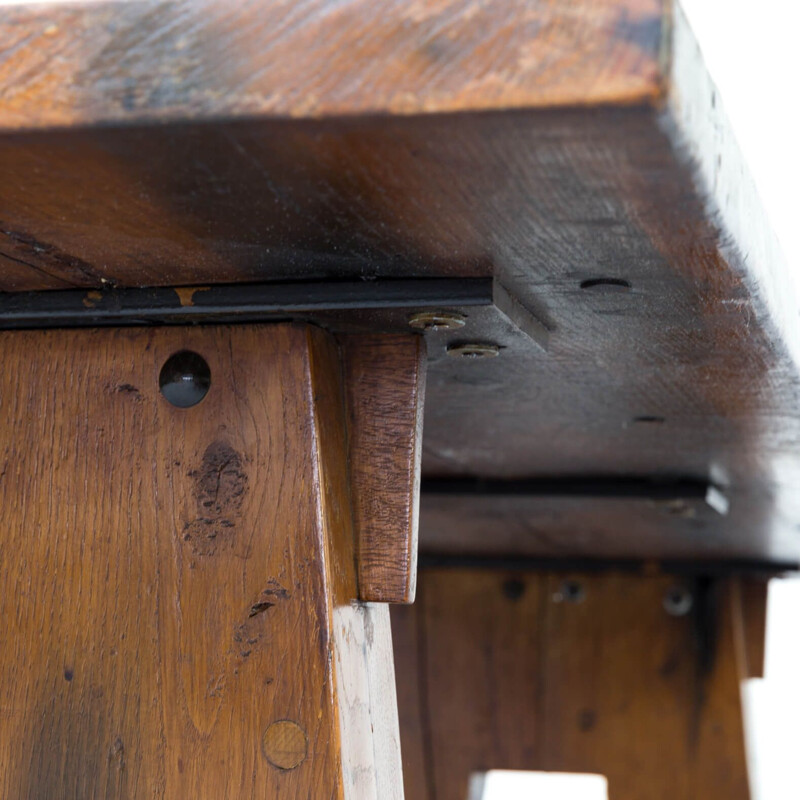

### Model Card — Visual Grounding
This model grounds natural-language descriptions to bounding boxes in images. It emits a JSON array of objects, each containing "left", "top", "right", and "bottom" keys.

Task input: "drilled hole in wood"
[
  {"left": 159, "top": 351, "right": 211, "bottom": 408},
  {"left": 579, "top": 277, "right": 632, "bottom": 292}
]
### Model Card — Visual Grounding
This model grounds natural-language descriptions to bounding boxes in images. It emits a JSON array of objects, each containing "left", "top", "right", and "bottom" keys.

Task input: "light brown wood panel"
[
  {"left": 343, "top": 333, "right": 427, "bottom": 603},
  {"left": 0, "top": 0, "right": 663, "bottom": 130},
  {"left": 392, "top": 569, "right": 753, "bottom": 800},
  {"left": 0, "top": 324, "right": 404, "bottom": 799}
]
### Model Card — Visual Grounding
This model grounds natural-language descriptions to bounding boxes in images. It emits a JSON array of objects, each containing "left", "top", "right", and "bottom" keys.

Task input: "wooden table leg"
[
  {"left": 393, "top": 569, "right": 764, "bottom": 800},
  {"left": 0, "top": 323, "right": 423, "bottom": 799}
]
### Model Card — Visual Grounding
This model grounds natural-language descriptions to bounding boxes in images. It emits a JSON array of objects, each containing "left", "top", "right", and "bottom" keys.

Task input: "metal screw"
[
  {"left": 408, "top": 310, "right": 466, "bottom": 332},
  {"left": 663, "top": 585, "right": 693, "bottom": 616},
  {"left": 553, "top": 579, "right": 585, "bottom": 604},
  {"left": 446, "top": 343, "right": 500, "bottom": 359},
  {"left": 656, "top": 499, "right": 697, "bottom": 519},
  {"left": 159, "top": 351, "right": 211, "bottom": 408}
]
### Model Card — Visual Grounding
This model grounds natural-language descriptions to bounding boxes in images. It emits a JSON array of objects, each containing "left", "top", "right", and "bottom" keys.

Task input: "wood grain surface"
[
  {"left": 392, "top": 569, "right": 753, "bottom": 800},
  {"left": 0, "top": 1, "right": 797, "bottom": 567},
  {"left": 0, "top": 0, "right": 663, "bottom": 130},
  {"left": 1, "top": 103, "right": 798, "bottom": 565},
  {"left": 0, "top": 324, "right": 404, "bottom": 799},
  {"left": 343, "top": 334, "right": 427, "bottom": 603}
]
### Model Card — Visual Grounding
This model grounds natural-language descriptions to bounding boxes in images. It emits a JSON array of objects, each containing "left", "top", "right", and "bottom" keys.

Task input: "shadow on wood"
[
  {"left": 392, "top": 568, "right": 761, "bottom": 800},
  {"left": 0, "top": 323, "right": 423, "bottom": 798}
]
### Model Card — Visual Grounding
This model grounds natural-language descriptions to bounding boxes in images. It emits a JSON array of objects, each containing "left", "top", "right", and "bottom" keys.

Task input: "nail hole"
[
  {"left": 580, "top": 277, "right": 632, "bottom": 292},
  {"left": 502, "top": 578, "right": 526, "bottom": 601},
  {"left": 159, "top": 351, "right": 211, "bottom": 408}
]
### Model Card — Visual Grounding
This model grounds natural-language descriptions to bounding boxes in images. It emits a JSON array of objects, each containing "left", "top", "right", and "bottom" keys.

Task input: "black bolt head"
[{"left": 159, "top": 351, "right": 211, "bottom": 408}]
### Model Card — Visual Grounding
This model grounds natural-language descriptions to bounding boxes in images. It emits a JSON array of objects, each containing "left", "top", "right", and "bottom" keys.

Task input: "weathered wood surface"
[
  {"left": 0, "top": 0, "right": 662, "bottom": 130},
  {"left": 343, "top": 334, "right": 427, "bottom": 603},
  {"left": 392, "top": 568, "right": 753, "bottom": 800},
  {"left": 0, "top": 1, "right": 797, "bottom": 566},
  {"left": 0, "top": 324, "right": 405, "bottom": 798}
]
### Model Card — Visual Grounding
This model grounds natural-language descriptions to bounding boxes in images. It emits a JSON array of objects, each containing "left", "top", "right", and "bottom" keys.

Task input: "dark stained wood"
[
  {"left": 392, "top": 568, "right": 754, "bottom": 800},
  {"left": 732, "top": 578, "right": 769, "bottom": 680},
  {"left": 0, "top": 324, "right": 405, "bottom": 799},
  {"left": 343, "top": 333, "right": 427, "bottom": 603},
  {"left": 0, "top": 0, "right": 663, "bottom": 130},
  {"left": 0, "top": 2, "right": 796, "bottom": 567},
  {"left": 0, "top": 105, "right": 798, "bottom": 567}
]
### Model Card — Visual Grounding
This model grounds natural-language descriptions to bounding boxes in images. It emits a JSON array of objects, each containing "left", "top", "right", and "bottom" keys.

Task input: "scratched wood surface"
[
  {"left": 343, "top": 334, "right": 427, "bottom": 603},
  {"left": 392, "top": 569, "right": 752, "bottom": 800},
  {"left": 0, "top": 1, "right": 797, "bottom": 566},
  {"left": 0, "top": 324, "right": 403, "bottom": 799},
  {"left": 0, "top": 0, "right": 662, "bottom": 130}
]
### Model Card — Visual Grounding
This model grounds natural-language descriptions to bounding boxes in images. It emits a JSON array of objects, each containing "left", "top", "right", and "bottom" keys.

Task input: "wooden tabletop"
[{"left": 0, "top": 0, "right": 797, "bottom": 568}]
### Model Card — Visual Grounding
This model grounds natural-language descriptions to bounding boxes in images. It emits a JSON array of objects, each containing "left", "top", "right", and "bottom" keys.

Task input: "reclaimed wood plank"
[
  {"left": 0, "top": 324, "right": 405, "bottom": 798},
  {"left": 0, "top": 0, "right": 663, "bottom": 130},
  {"left": 393, "top": 568, "right": 753, "bottom": 800}
]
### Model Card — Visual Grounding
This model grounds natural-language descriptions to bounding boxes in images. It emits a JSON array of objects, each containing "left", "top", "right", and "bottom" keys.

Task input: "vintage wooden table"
[{"left": 0, "top": 1, "right": 793, "bottom": 798}]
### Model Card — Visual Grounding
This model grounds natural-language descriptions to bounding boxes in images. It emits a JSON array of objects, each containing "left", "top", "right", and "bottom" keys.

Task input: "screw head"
[
  {"left": 408, "top": 310, "right": 466, "bottom": 331},
  {"left": 159, "top": 351, "right": 211, "bottom": 408},
  {"left": 446, "top": 342, "right": 500, "bottom": 359},
  {"left": 656, "top": 499, "right": 697, "bottom": 519},
  {"left": 553, "top": 579, "right": 585, "bottom": 604},
  {"left": 663, "top": 585, "right": 693, "bottom": 616}
]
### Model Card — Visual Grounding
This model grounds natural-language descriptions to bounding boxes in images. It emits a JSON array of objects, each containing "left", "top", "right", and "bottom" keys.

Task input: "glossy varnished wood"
[
  {"left": 0, "top": 324, "right": 405, "bottom": 798},
  {"left": 392, "top": 569, "right": 753, "bottom": 800}
]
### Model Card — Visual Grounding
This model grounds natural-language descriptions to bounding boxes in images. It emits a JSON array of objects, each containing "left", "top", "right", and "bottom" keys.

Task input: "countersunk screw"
[
  {"left": 408, "top": 310, "right": 466, "bottom": 331},
  {"left": 663, "top": 584, "right": 693, "bottom": 616},
  {"left": 553, "top": 579, "right": 585, "bottom": 604},
  {"left": 446, "top": 342, "right": 500, "bottom": 359}
]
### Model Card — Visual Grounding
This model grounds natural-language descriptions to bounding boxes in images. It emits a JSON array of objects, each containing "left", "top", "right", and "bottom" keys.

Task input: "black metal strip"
[
  {"left": 421, "top": 475, "right": 713, "bottom": 500},
  {"left": 418, "top": 553, "right": 798, "bottom": 576},
  {"left": 0, "top": 277, "right": 493, "bottom": 328}
]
